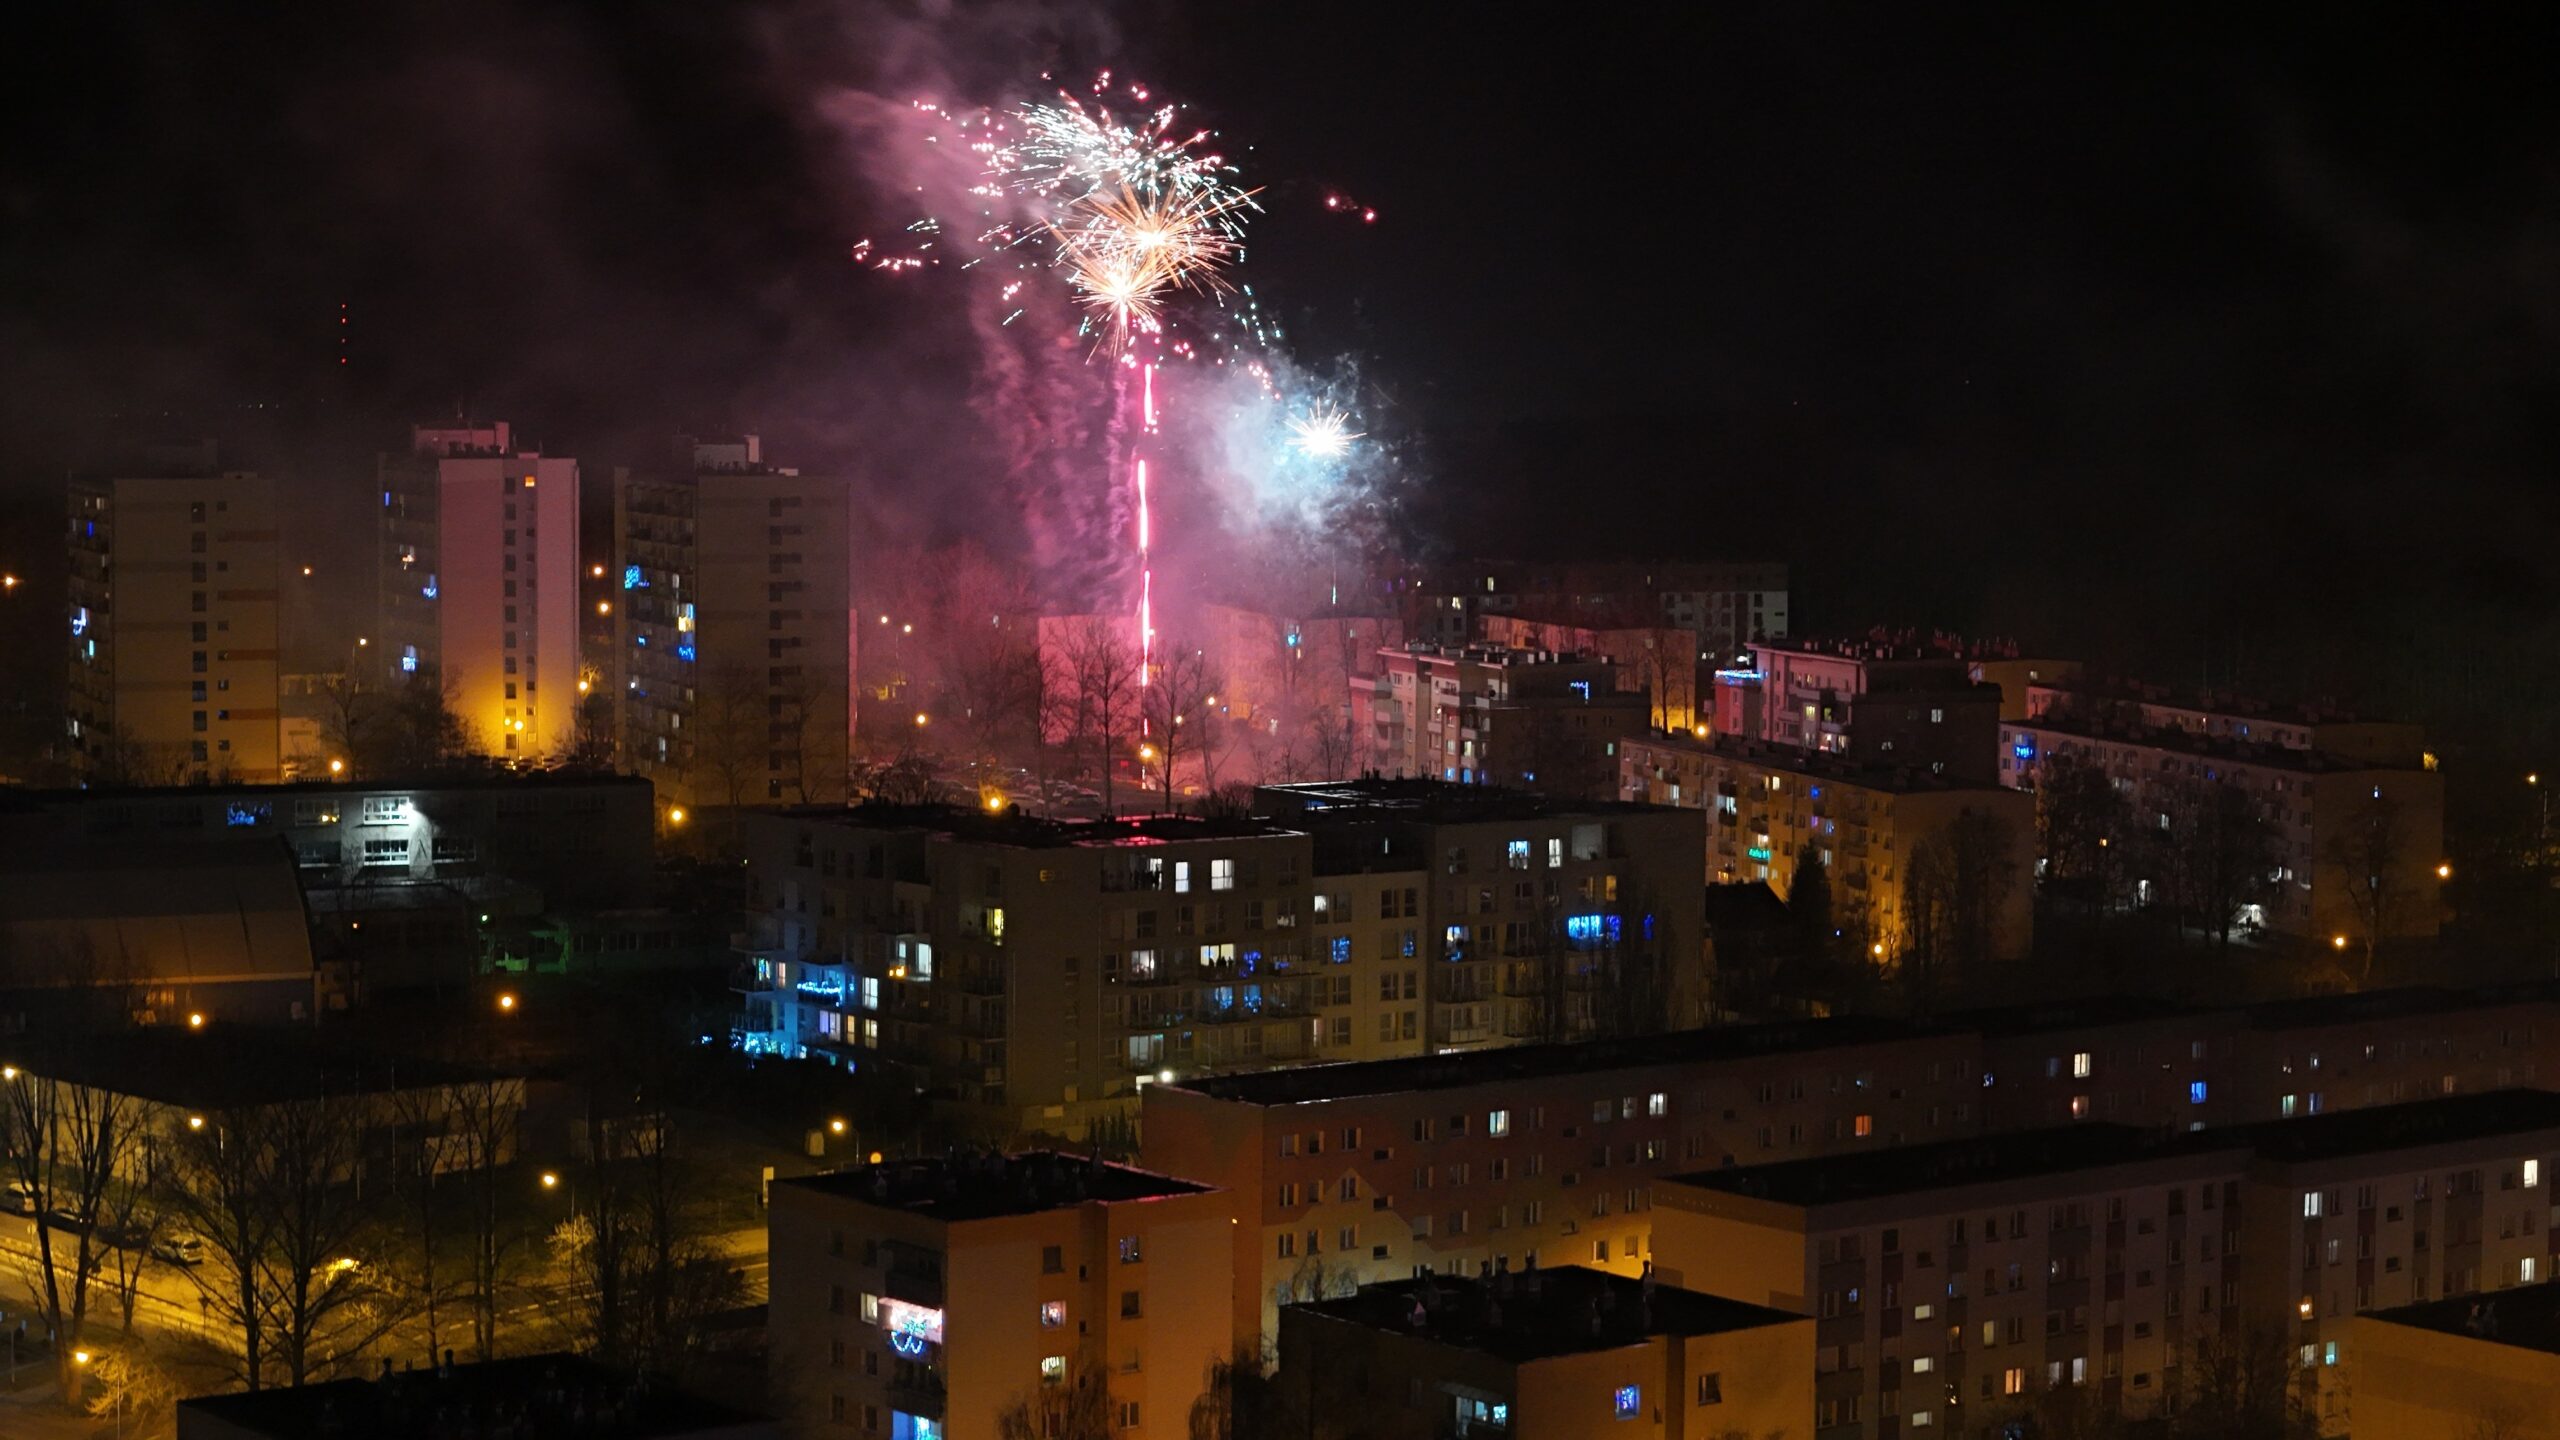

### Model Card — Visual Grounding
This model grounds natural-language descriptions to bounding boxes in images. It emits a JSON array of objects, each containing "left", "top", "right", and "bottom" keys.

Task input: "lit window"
[
  {"left": 2528, "top": 1160, "right": 2542, "bottom": 1190},
  {"left": 2071, "top": 1052, "right": 2092, "bottom": 1078},
  {"left": 2003, "top": 1368, "right": 2024, "bottom": 1396},
  {"left": 1041, "top": 1356, "right": 1067, "bottom": 1383},
  {"left": 1040, "top": 1301, "right": 1064, "bottom": 1328},
  {"left": 1852, "top": 1115, "right": 1873, "bottom": 1138},
  {"left": 1488, "top": 1109, "right": 1511, "bottom": 1138},
  {"left": 1613, "top": 1385, "right": 1641, "bottom": 1420},
  {"left": 1211, "top": 858, "right": 1235, "bottom": 891},
  {"left": 1174, "top": 862, "right": 1192, "bottom": 894},
  {"left": 1910, "top": 1356, "right": 1934, "bottom": 1374},
  {"left": 1647, "top": 1092, "right": 1668, "bottom": 1118},
  {"left": 2303, "top": 1191, "right": 2323, "bottom": 1219},
  {"left": 2189, "top": 1081, "right": 2209, "bottom": 1105}
]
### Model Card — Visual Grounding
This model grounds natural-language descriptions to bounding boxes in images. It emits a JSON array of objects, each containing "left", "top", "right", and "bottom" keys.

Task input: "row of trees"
[
  {"left": 2035, "top": 753, "right": 2412, "bottom": 981},
  {"left": 0, "top": 1047, "right": 743, "bottom": 1407}
]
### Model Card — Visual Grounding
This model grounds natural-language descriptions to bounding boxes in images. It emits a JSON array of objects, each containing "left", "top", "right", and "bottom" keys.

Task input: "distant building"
[
  {"left": 176, "top": 1351, "right": 771, "bottom": 1440},
  {"left": 2001, "top": 691, "right": 2445, "bottom": 945},
  {"left": 1277, "top": 1267, "right": 1812, "bottom": 1439},
  {"left": 1969, "top": 655, "right": 2082, "bottom": 722},
  {"left": 378, "top": 421, "right": 581, "bottom": 760},
  {"left": 1712, "top": 632, "right": 2006, "bottom": 783},
  {"left": 1415, "top": 559, "right": 1789, "bottom": 661},
  {"left": 767, "top": 1153, "right": 1229, "bottom": 1440},
  {"left": 2355, "top": 1281, "right": 2560, "bottom": 1439},
  {"left": 615, "top": 435, "right": 857, "bottom": 806},
  {"left": 1653, "top": 1090, "right": 2560, "bottom": 1439},
  {"left": 1352, "top": 643, "right": 1647, "bottom": 800},
  {"left": 1195, "top": 602, "right": 1403, "bottom": 769},
  {"left": 1477, "top": 614, "right": 1702, "bottom": 734},
  {"left": 1620, "top": 733, "right": 2037, "bottom": 963},
  {"left": 67, "top": 441, "right": 285, "bottom": 783}
]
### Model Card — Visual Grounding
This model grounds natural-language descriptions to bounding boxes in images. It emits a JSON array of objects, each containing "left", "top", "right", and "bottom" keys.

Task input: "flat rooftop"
[
  {"left": 174, "top": 1351, "right": 771, "bottom": 1439},
  {"left": 1670, "top": 1124, "right": 2223, "bottom": 1208},
  {"left": 2030, "top": 677, "right": 2395, "bottom": 731},
  {"left": 5, "top": 1029, "right": 500, "bottom": 1112},
  {"left": 1672, "top": 1091, "right": 2560, "bottom": 1208},
  {"left": 763, "top": 803, "right": 1303, "bottom": 850},
  {"left": 2367, "top": 1281, "right": 2560, "bottom": 1358},
  {"left": 1946, "top": 995, "right": 2200, "bottom": 1037},
  {"left": 2011, "top": 711, "right": 2421, "bottom": 774},
  {"left": 1171, "top": 1015, "right": 1949, "bottom": 1107},
  {"left": 776, "top": 1151, "right": 1212, "bottom": 1222},
  {"left": 1624, "top": 733, "right": 2014, "bottom": 794},
  {"left": 1291, "top": 1267, "right": 1802, "bottom": 1363},
  {"left": 1254, "top": 777, "right": 1668, "bottom": 824}
]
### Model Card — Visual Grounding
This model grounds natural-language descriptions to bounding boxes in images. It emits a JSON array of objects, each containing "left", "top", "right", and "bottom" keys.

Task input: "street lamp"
[
  {"left": 539, "top": 1170, "right": 559, "bottom": 1190},
  {"left": 2437, "top": 862, "right": 2454, "bottom": 880},
  {"left": 496, "top": 992, "right": 518, "bottom": 1014},
  {"left": 186, "top": 1011, "right": 205, "bottom": 1029},
  {"left": 187, "top": 1115, "right": 204, "bottom": 1132},
  {"left": 828, "top": 1117, "right": 848, "bottom": 1136}
]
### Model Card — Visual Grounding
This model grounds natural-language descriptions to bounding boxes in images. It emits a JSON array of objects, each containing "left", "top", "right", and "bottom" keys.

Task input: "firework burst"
[{"left": 1288, "top": 403, "right": 1365, "bottom": 460}]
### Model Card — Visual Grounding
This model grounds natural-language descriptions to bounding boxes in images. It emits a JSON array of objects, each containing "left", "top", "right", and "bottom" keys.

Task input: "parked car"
[
  {"left": 150, "top": 1232, "right": 204, "bottom": 1267},
  {"left": 0, "top": 1181, "right": 34, "bottom": 1216}
]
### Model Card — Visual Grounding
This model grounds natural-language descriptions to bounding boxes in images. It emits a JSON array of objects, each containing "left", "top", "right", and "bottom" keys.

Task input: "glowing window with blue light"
[
  {"left": 2014, "top": 737, "right": 2037, "bottom": 760},
  {"left": 1566, "top": 914, "right": 1606, "bottom": 945},
  {"left": 676, "top": 644, "right": 696, "bottom": 662},
  {"left": 1614, "top": 1384, "right": 1641, "bottom": 1419},
  {"left": 1329, "top": 936, "right": 1351, "bottom": 964},
  {"left": 422, "top": 574, "right": 438, "bottom": 599},
  {"left": 623, "top": 564, "right": 644, "bottom": 589},
  {"left": 2190, "top": 1081, "right": 2208, "bottom": 1105},
  {"left": 1569, "top": 680, "right": 1593, "bottom": 701},
  {"left": 224, "top": 803, "right": 271, "bottom": 828}
]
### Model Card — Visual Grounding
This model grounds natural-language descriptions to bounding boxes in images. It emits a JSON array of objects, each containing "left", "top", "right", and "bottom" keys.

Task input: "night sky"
[{"left": 4, "top": 2, "right": 2557, "bottom": 729}]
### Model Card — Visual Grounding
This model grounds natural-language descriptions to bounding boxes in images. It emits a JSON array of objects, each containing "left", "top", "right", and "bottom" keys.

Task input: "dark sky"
[{"left": 4, "top": 2, "right": 2557, "bottom": 708}]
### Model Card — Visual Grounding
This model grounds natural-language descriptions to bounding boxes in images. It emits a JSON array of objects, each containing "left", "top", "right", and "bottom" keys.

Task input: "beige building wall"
[
  {"left": 69, "top": 469, "right": 282, "bottom": 782},
  {"left": 2352, "top": 1313, "right": 2560, "bottom": 1440}
]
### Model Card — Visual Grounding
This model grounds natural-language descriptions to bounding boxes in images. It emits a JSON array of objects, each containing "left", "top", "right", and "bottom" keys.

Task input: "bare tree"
[
  {"left": 1057, "top": 619, "right": 1139, "bottom": 814},
  {"left": 691, "top": 663, "right": 766, "bottom": 807},
  {"left": 164, "top": 1106, "right": 277, "bottom": 1389},
  {"left": 0, "top": 1062, "right": 145, "bottom": 1403},
  {"left": 1142, "top": 642, "right": 1219, "bottom": 812},
  {"left": 2169, "top": 1323, "right": 2319, "bottom": 1440},
  {"left": 314, "top": 672, "right": 377, "bottom": 776},
  {"left": 2034, "top": 751, "right": 2130, "bottom": 916},
  {"left": 2325, "top": 793, "right": 2406, "bottom": 985},
  {"left": 258, "top": 1092, "right": 393, "bottom": 1387},
  {"left": 1900, "top": 810, "right": 2021, "bottom": 991},
  {"left": 449, "top": 1078, "right": 526, "bottom": 1361}
]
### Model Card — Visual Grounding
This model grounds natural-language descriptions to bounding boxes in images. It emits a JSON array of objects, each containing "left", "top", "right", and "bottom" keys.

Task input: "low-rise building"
[
  {"left": 766, "top": 1153, "right": 1229, "bottom": 1440},
  {"left": 1413, "top": 559, "right": 1789, "bottom": 661},
  {"left": 1621, "top": 734, "right": 2037, "bottom": 964},
  {"left": 1478, "top": 615, "right": 1702, "bottom": 734},
  {"left": 1278, "top": 1267, "right": 1812, "bottom": 1440},
  {"left": 2354, "top": 1282, "right": 2560, "bottom": 1439}
]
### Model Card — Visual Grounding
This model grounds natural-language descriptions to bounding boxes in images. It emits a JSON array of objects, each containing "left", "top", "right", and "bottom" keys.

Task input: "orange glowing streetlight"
[{"left": 497, "top": 991, "right": 518, "bottom": 1014}]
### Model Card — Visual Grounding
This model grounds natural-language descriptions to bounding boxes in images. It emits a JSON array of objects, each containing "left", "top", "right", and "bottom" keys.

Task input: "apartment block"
[
  {"left": 1653, "top": 1091, "right": 2560, "bottom": 1439},
  {"left": 1263, "top": 779, "right": 1712, "bottom": 1050},
  {"left": 1414, "top": 560, "right": 1789, "bottom": 661},
  {"left": 1278, "top": 1267, "right": 1812, "bottom": 1439},
  {"left": 1621, "top": 733, "right": 2037, "bottom": 963},
  {"left": 1478, "top": 614, "right": 1703, "bottom": 734},
  {"left": 1140, "top": 1016, "right": 1983, "bottom": 1352},
  {"left": 67, "top": 442, "right": 283, "bottom": 782},
  {"left": 767, "top": 1153, "right": 1229, "bottom": 1440},
  {"left": 615, "top": 435, "right": 856, "bottom": 806},
  {"left": 2000, "top": 698, "right": 2445, "bottom": 945},
  {"left": 377, "top": 421, "right": 580, "bottom": 759},
  {"left": 1351, "top": 643, "right": 1648, "bottom": 800},
  {"left": 735, "top": 807, "right": 1321, "bottom": 1138},
  {"left": 1711, "top": 635, "right": 2007, "bottom": 784}
]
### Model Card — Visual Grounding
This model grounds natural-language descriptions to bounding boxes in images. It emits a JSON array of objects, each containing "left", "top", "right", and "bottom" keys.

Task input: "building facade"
[
  {"left": 767, "top": 1154, "right": 1230, "bottom": 1440},
  {"left": 68, "top": 443, "right": 284, "bottom": 783},
  {"left": 1621, "top": 734, "right": 2038, "bottom": 964},
  {"left": 1477, "top": 614, "right": 1703, "bottom": 734},
  {"left": 1999, "top": 699, "right": 2445, "bottom": 945},
  {"left": 1351, "top": 644, "right": 1647, "bottom": 800},
  {"left": 1711, "top": 635, "right": 2005, "bottom": 784},
  {"left": 1415, "top": 560, "right": 1789, "bottom": 662},
  {"left": 1653, "top": 1092, "right": 2560, "bottom": 1439},
  {"left": 2353, "top": 1283, "right": 2560, "bottom": 1439},
  {"left": 378, "top": 422, "right": 581, "bottom": 760},
  {"left": 615, "top": 435, "right": 857, "bottom": 806}
]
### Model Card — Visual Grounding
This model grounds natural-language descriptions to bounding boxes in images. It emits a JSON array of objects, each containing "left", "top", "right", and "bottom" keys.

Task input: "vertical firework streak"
[{"left": 866, "top": 78, "right": 1372, "bottom": 721}]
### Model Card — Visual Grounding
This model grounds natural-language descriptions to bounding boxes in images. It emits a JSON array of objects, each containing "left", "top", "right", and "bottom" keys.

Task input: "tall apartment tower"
[
  {"left": 378, "top": 422, "right": 581, "bottom": 760},
  {"left": 67, "top": 441, "right": 284, "bottom": 783},
  {"left": 614, "top": 435, "right": 855, "bottom": 805}
]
